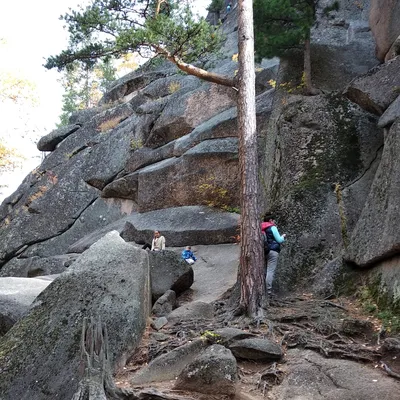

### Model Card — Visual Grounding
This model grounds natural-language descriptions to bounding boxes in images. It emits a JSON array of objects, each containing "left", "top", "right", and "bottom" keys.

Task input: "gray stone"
[
  {"left": 149, "top": 250, "right": 193, "bottom": 302},
  {"left": 101, "top": 172, "right": 139, "bottom": 200},
  {"left": 174, "top": 344, "right": 237, "bottom": 395},
  {"left": 382, "top": 337, "right": 400, "bottom": 352},
  {"left": 120, "top": 205, "right": 240, "bottom": 247},
  {"left": 123, "top": 141, "right": 175, "bottom": 174},
  {"left": 151, "top": 316, "right": 168, "bottom": 331},
  {"left": 345, "top": 120, "right": 400, "bottom": 267},
  {"left": 146, "top": 83, "right": 236, "bottom": 148},
  {"left": 0, "top": 254, "right": 79, "bottom": 278},
  {"left": 141, "top": 74, "right": 202, "bottom": 100},
  {"left": 99, "top": 70, "right": 173, "bottom": 104},
  {"left": 362, "top": 254, "right": 400, "bottom": 310},
  {"left": 268, "top": 349, "right": 400, "bottom": 399},
  {"left": 0, "top": 231, "right": 150, "bottom": 400},
  {"left": 131, "top": 338, "right": 209, "bottom": 384},
  {"left": 152, "top": 289, "right": 176, "bottom": 317},
  {"left": 370, "top": 0, "right": 400, "bottom": 60},
  {"left": 66, "top": 216, "right": 133, "bottom": 254},
  {"left": 17, "top": 197, "right": 134, "bottom": 259},
  {"left": 150, "top": 332, "right": 170, "bottom": 342},
  {"left": 378, "top": 94, "right": 400, "bottom": 128},
  {"left": 0, "top": 101, "right": 138, "bottom": 266},
  {"left": 136, "top": 138, "right": 239, "bottom": 212},
  {"left": 68, "top": 107, "right": 103, "bottom": 125},
  {"left": 228, "top": 338, "right": 283, "bottom": 361},
  {"left": 344, "top": 56, "right": 400, "bottom": 115},
  {"left": 0, "top": 277, "right": 51, "bottom": 335},
  {"left": 312, "top": 257, "right": 345, "bottom": 297},
  {"left": 37, "top": 124, "right": 81, "bottom": 152},
  {"left": 261, "top": 93, "right": 382, "bottom": 292},
  {"left": 167, "top": 301, "right": 214, "bottom": 325},
  {"left": 213, "top": 327, "right": 256, "bottom": 344}
]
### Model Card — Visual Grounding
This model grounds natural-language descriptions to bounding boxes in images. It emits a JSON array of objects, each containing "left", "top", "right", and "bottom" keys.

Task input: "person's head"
[
  {"left": 263, "top": 213, "right": 275, "bottom": 223},
  {"left": 154, "top": 230, "right": 161, "bottom": 238},
  {"left": 185, "top": 246, "right": 191, "bottom": 251}
]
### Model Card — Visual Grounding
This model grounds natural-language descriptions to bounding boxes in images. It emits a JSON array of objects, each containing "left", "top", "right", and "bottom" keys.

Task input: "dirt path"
[
  {"left": 116, "top": 292, "right": 400, "bottom": 399},
  {"left": 170, "top": 244, "right": 239, "bottom": 303}
]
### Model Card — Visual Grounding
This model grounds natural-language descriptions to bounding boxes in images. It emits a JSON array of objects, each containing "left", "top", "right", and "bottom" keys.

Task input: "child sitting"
[{"left": 181, "top": 246, "right": 197, "bottom": 265}]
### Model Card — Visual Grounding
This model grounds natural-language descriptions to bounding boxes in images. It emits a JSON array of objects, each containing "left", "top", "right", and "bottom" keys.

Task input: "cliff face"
[{"left": 0, "top": 1, "right": 399, "bottom": 309}]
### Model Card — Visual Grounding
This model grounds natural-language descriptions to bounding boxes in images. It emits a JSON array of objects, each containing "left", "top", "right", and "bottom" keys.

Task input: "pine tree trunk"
[
  {"left": 303, "top": 35, "right": 319, "bottom": 95},
  {"left": 236, "top": 0, "right": 265, "bottom": 317}
]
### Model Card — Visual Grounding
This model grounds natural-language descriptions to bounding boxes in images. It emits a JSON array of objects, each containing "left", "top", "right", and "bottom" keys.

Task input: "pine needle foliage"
[
  {"left": 253, "top": 0, "right": 316, "bottom": 61},
  {"left": 45, "top": 0, "right": 223, "bottom": 72}
]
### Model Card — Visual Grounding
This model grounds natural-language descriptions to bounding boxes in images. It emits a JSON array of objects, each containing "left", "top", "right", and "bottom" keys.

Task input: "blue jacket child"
[{"left": 181, "top": 246, "right": 196, "bottom": 264}]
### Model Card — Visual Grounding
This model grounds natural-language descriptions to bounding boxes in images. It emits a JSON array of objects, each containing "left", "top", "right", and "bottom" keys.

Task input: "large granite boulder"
[
  {"left": 261, "top": 93, "right": 382, "bottom": 292},
  {"left": 174, "top": 344, "right": 238, "bottom": 395},
  {"left": 131, "top": 338, "right": 209, "bottom": 384},
  {"left": 345, "top": 119, "right": 400, "bottom": 267},
  {"left": 0, "top": 98, "right": 142, "bottom": 268},
  {"left": 167, "top": 301, "right": 214, "bottom": 325},
  {"left": 36, "top": 124, "right": 81, "bottom": 152},
  {"left": 344, "top": 56, "right": 400, "bottom": 115},
  {"left": 0, "top": 254, "right": 78, "bottom": 278},
  {"left": 136, "top": 138, "right": 239, "bottom": 212},
  {"left": 0, "top": 277, "right": 51, "bottom": 335},
  {"left": 120, "top": 206, "right": 240, "bottom": 247},
  {"left": 145, "top": 83, "right": 236, "bottom": 148},
  {"left": 370, "top": 0, "right": 400, "bottom": 60},
  {"left": 378, "top": 94, "right": 400, "bottom": 128},
  {"left": 0, "top": 231, "right": 150, "bottom": 400},
  {"left": 268, "top": 349, "right": 400, "bottom": 399},
  {"left": 104, "top": 137, "right": 240, "bottom": 212},
  {"left": 149, "top": 250, "right": 194, "bottom": 302},
  {"left": 151, "top": 289, "right": 176, "bottom": 317}
]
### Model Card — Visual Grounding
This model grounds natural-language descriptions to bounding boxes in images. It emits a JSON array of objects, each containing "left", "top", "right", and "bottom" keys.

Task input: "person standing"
[
  {"left": 151, "top": 230, "right": 166, "bottom": 251},
  {"left": 262, "top": 214, "right": 286, "bottom": 296}
]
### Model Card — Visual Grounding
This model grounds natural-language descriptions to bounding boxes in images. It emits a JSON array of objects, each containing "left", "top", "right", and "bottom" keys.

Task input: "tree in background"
[
  {"left": 253, "top": 0, "right": 319, "bottom": 94},
  {"left": 45, "top": 0, "right": 235, "bottom": 88},
  {"left": 58, "top": 59, "right": 116, "bottom": 126},
  {"left": 0, "top": 38, "right": 35, "bottom": 169},
  {"left": 207, "top": 0, "right": 224, "bottom": 20}
]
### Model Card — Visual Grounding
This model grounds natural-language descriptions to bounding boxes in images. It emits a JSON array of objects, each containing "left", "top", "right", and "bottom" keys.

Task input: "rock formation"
[{"left": 1, "top": 1, "right": 400, "bottom": 398}]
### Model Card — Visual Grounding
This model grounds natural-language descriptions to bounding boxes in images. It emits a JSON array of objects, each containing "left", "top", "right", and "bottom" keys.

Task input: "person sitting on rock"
[
  {"left": 151, "top": 230, "right": 166, "bottom": 251},
  {"left": 181, "top": 246, "right": 197, "bottom": 264}
]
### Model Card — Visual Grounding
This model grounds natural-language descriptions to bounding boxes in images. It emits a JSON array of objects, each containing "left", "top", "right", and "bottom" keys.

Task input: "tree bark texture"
[
  {"left": 237, "top": 0, "right": 265, "bottom": 316},
  {"left": 154, "top": 45, "right": 237, "bottom": 88},
  {"left": 303, "top": 35, "right": 318, "bottom": 95}
]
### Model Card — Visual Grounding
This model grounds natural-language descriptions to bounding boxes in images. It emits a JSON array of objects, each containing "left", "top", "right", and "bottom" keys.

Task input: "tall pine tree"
[
  {"left": 253, "top": 0, "right": 318, "bottom": 94},
  {"left": 58, "top": 59, "right": 116, "bottom": 126}
]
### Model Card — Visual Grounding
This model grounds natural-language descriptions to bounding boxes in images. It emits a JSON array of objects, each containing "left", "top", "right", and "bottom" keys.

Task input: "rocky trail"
[{"left": 112, "top": 248, "right": 400, "bottom": 400}]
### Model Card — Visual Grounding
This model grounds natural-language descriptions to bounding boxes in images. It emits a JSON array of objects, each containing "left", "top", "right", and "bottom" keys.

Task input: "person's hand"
[{"left": 282, "top": 233, "right": 287, "bottom": 238}]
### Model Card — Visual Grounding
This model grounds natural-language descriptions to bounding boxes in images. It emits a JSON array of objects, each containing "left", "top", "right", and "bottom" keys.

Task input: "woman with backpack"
[{"left": 262, "top": 213, "right": 286, "bottom": 296}]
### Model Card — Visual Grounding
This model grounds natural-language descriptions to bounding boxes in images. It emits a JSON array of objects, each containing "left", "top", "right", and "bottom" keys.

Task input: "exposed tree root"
[
  {"left": 72, "top": 318, "right": 195, "bottom": 400},
  {"left": 380, "top": 362, "right": 400, "bottom": 381}
]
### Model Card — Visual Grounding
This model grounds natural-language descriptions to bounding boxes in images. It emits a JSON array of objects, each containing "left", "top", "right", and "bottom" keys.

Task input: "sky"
[{"left": 0, "top": 0, "right": 209, "bottom": 200}]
